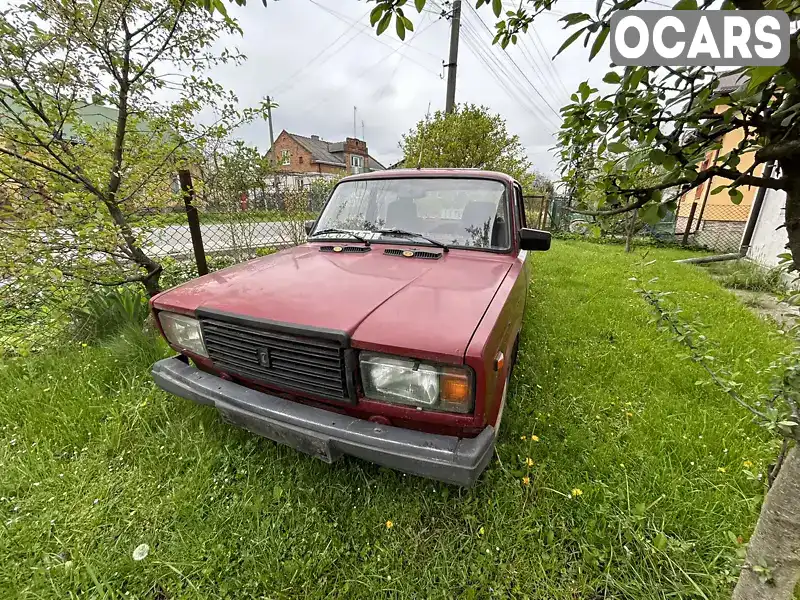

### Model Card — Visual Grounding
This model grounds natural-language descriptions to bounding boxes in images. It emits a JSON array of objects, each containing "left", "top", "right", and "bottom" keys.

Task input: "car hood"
[{"left": 153, "top": 244, "right": 512, "bottom": 361}]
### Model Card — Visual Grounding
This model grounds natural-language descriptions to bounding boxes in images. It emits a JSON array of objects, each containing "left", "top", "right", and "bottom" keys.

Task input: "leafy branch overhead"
[{"left": 363, "top": 0, "right": 800, "bottom": 272}]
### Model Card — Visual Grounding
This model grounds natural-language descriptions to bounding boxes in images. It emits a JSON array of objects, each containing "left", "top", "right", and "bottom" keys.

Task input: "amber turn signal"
[{"left": 440, "top": 372, "right": 470, "bottom": 405}]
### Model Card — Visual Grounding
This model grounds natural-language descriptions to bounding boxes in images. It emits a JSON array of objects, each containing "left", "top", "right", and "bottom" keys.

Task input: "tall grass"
[
  {"left": 69, "top": 286, "right": 150, "bottom": 343},
  {"left": 704, "top": 259, "right": 789, "bottom": 295}
]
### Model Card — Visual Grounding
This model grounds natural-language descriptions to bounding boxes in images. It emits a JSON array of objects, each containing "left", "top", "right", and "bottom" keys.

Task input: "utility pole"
[
  {"left": 266, "top": 95, "right": 275, "bottom": 154},
  {"left": 361, "top": 120, "right": 365, "bottom": 141},
  {"left": 353, "top": 106, "right": 357, "bottom": 138},
  {"left": 445, "top": 0, "right": 461, "bottom": 113}
]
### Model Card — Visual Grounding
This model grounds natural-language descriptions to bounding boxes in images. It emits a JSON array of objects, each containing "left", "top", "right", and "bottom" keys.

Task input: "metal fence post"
[{"left": 178, "top": 169, "right": 209, "bottom": 276}]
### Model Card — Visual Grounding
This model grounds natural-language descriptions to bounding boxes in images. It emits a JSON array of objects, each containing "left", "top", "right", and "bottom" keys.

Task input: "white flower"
[{"left": 132, "top": 543, "right": 150, "bottom": 561}]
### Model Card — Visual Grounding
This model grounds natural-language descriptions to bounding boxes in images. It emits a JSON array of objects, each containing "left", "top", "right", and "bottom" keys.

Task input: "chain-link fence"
[
  {"left": 524, "top": 194, "right": 678, "bottom": 242},
  {"left": 524, "top": 194, "right": 750, "bottom": 253},
  {"left": 1, "top": 182, "right": 319, "bottom": 357},
  {"left": 676, "top": 201, "right": 751, "bottom": 253}
]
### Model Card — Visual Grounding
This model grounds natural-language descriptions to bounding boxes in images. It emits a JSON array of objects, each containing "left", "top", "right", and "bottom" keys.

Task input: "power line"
[
  {"left": 308, "top": 0, "right": 442, "bottom": 64},
  {"left": 272, "top": 6, "right": 371, "bottom": 96},
  {"left": 458, "top": 15, "right": 559, "bottom": 129},
  {"left": 525, "top": 31, "right": 570, "bottom": 99},
  {"left": 462, "top": 3, "right": 562, "bottom": 122},
  {"left": 297, "top": 15, "right": 442, "bottom": 114}
]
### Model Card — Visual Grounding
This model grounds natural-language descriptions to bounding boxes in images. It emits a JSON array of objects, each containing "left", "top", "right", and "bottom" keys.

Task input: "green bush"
[{"left": 69, "top": 286, "right": 150, "bottom": 343}]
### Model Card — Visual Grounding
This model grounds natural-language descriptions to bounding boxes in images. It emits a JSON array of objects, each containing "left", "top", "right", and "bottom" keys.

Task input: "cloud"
[{"left": 206, "top": 0, "right": 614, "bottom": 178}]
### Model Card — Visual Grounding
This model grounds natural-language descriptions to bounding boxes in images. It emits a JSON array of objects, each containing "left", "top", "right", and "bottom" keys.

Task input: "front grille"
[{"left": 200, "top": 318, "right": 348, "bottom": 399}]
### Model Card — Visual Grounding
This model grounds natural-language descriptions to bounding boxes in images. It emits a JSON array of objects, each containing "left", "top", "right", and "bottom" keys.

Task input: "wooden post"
[
  {"left": 178, "top": 169, "right": 208, "bottom": 276},
  {"left": 541, "top": 195, "right": 550, "bottom": 230},
  {"left": 682, "top": 201, "right": 698, "bottom": 246}
]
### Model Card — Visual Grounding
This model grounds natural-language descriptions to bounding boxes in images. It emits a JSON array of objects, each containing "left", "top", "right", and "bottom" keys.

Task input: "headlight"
[
  {"left": 158, "top": 312, "right": 207, "bottom": 357},
  {"left": 359, "top": 352, "right": 473, "bottom": 413}
]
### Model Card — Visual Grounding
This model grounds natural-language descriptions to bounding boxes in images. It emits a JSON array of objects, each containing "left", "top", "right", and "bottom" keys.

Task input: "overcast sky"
[{"left": 206, "top": 0, "right": 617, "bottom": 178}]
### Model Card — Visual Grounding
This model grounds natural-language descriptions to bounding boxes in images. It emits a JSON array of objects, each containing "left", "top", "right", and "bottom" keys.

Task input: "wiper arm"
[
  {"left": 375, "top": 228, "right": 449, "bottom": 252},
  {"left": 309, "top": 228, "right": 369, "bottom": 245}
]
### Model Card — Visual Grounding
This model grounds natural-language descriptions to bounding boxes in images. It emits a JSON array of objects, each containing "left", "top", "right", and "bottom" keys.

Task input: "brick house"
[{"left": 267, "top": 131, "right": 385, "bottom": 175}]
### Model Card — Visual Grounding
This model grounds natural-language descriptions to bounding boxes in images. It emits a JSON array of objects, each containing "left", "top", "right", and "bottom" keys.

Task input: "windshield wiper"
[
  {"left": 309, "top": 228, "right": 369, "bottom": 245},
  {"left": 375, "top": 228, "right": 449, "bottom": 252}
]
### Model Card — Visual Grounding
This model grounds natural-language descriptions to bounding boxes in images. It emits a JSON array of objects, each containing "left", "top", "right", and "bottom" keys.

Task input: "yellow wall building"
[{"left": 676, "top": 72, "right": 758, "bottom": 251}]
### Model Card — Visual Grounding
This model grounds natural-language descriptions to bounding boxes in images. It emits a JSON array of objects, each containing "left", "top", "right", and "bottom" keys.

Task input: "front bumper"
[{"left": 152, "top": 357, "right": 494, "bottom": 487}]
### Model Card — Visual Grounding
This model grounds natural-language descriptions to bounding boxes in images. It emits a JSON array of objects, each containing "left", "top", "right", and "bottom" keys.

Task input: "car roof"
[{"left": 340, "top": 168, "right": 518, "bottom": 186}]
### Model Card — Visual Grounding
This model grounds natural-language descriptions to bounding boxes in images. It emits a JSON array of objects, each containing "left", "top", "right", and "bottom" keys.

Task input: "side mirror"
[
  {"left": 304, "top": 220, "right": 315, "bottom": 235},
  {"left": 519, "top": 228, "right": 551, "bottom": 251}
]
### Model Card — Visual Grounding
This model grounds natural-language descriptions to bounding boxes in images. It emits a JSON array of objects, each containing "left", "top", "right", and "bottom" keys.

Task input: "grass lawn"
[{"left": 0, "top": 240, "right": 789, "bottom": 599}]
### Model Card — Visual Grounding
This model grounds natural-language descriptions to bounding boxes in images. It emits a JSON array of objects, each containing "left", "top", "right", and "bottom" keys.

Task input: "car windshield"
[{"left": 313, "top": 177, "right": 511, "bottom": 250}]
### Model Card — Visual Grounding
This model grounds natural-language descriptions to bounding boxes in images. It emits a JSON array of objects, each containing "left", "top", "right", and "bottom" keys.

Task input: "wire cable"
[
  {"left": 461, "top": 4, "right": 562, "bottom": 123},
  {"left": 271, "top": 6, "right": 371, "bottom": 96}
]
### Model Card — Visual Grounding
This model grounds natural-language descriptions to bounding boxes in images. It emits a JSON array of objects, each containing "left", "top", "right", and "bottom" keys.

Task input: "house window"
[
  {"left": 281, "top": 150, "right": 291, "bottom": 166},
  {"left": 350, "top": 155, "right": 364, "bottom": 173},
  {"left": 299, "top": 156, "right": 304, "bottom": 164}
]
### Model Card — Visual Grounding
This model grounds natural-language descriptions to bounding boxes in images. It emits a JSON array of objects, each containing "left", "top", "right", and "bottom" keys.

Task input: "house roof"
[
  {"left": 715, "top": 71, "right": 747, "bottom": 94},
  {"left": 284, "top": 131, "right": 385, "bottom": 171},
  {"left": 288, "top": 133, "right": 345, "bottom": 166},
  {"left": 367, "top": 155, "right": 385, "bottom": 170}
]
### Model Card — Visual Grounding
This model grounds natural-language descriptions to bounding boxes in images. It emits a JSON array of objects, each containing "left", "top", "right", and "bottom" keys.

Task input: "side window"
[{"left": 514, "top": 185, "right": 526, "bottom": 229}]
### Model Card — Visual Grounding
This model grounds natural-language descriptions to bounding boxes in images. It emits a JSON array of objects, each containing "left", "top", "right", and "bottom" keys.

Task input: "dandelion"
[
  {"left": 525, "top": 457, "right": 534, "bottom": 467},
  {"left": 625, "top": 412, "right": 633, "bottom": 417},
  {"left": 385, "top": 520, "right": 393, "bottom": 529},
  {"left": 571, "top": 488, "right": 583, "bottom": 497},
  {"left": 522, "top": 476, "right": 530, "bottom": 486},
  {"left": 520, "top": 435, "right": 527, "bottom": 440},
  {"left": 132, "top": 543, "right": 150, "bottom": 561},
  {"left": 717, "top": 467, "right": 727, "bottom": 473},
  {"left": 743, "top": 460, "right": 753, "bottom": 468},
  {"left": 531, "top": 435, "right": 540, "bottom": 442}
]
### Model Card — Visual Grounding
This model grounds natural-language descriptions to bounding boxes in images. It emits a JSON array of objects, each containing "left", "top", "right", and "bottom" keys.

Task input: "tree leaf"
[
  {"left": 673, "top": 0, "right": 697, "bottom": 8},
  {"left": 415, "top": 0, "right": 426, "bottom": 12},
  {"left": 608, "top": 141, "right": 629, "bottom": 153},
  {"left": 492, "top": 0, "right": 502, "bottom": 17},
  {"left": 640, "top": 203, "right": 661, "bottom": 225},
  {"left": 403, "top": 16, "right": 414, "bottom": 31},
  {"left": 746, "top": 66, "right": 780, "bottom": 92},
  {"left": 396, "top": 14, "right": 406, "bottom": 40},
  {"left": 370, "top": 5, "right": 385, "bottom": 26},
  {"left": 376, "top": 11, "right": 392, "bottom": 36},
  {"left": 555, "top": 28, "right": 586, "bottom": 58},
  {"left": 728, "top": 188, "right": 744, "bottom": 204},
  {"left": 589, "top": 25, "right": 609, "bottom": 61},
  {"left": 561, "top": 12, "right": 591, "bottom": 26},
  {"left": 603, "top": 71, "right": 621, "bottom": 84}
]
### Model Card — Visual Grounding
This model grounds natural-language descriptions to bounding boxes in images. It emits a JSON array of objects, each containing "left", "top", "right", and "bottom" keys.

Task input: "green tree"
[
  {"left": 363, "top": 1, "right": 800, "bottom": 597},
  {"left": 0, "top": 0, "right": 268, "bottom": 296},
  {"left": 400, "top": 104, "right": 536, "bottom": 190}
]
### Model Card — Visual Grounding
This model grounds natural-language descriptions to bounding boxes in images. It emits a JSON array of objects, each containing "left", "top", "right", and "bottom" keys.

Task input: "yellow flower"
[
  {"left": 626, "top": 412, "right": 633, "bottom": 417},
  {"left": 525, "top": 457, "right": 534, "bottom": 467},
  {"left": 522, "top": 476, "right": 530, "bottom": 486},
  {"left": 520, "top": 435, "right": 527, "bottom": 440},
  {"left": 531, "top": 435, "right": 540, "bottom": 442},
  {"left": 385, "top": 520, "right": 393, "bottom": 529},
  {"left": 743, "top": 460, "right": 753, "bottom": 468},
  {"left": 571, "top": 488, "right": 583, "bottom": 497},
  {"left": 717, "top": 467, "right": 727, "bottom": 473}
]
